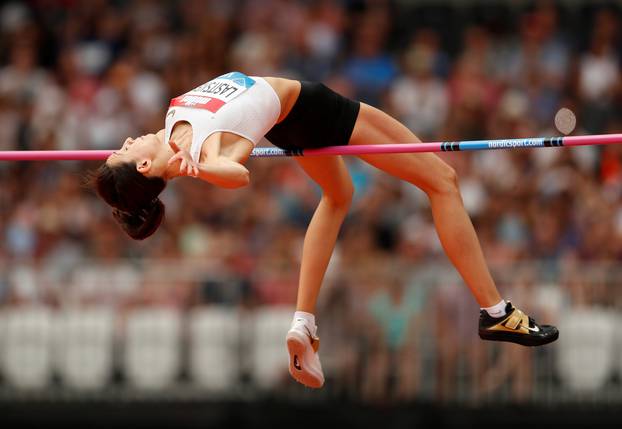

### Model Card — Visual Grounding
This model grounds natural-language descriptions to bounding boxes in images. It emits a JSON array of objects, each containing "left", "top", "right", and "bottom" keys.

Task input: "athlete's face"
[{"left": 107, "top": 133, "right": 166, "bottom": 177}]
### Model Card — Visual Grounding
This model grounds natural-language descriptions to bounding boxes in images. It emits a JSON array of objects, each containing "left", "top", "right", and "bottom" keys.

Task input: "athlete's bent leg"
[
  {"left": 287, "top": 155, "right": 354, "bottom": 387},
  {"left": 295, "top": 155, "right": 353, "bottom": 313},
  {"left": 349, "top": 103, "right": 558, "bottom": 347},
  {"left": 350, "top": 103, "right": 500, "bottom": 307}
]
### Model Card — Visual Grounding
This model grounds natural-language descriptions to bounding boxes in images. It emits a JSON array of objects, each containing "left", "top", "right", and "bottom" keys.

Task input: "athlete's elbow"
[
  {"left": 224, "top": 171, "right": 250, "bottom": 189},
  {"left": 238, "top": 170, "right": 250, "bottom": 187}
]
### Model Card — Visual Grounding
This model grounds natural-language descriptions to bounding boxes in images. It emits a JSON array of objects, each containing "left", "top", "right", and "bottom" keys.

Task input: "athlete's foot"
[
  {"left": 479, "top": 302, "right": 559, "bottom": 346},
  {"left": 286, "top": 319, "right": 324, "bottom": 388}
]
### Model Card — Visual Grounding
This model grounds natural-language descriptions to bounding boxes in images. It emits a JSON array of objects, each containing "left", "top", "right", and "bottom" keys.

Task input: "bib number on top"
[{"left": 169, "top": 72, "right": 256, "bottom": 113}]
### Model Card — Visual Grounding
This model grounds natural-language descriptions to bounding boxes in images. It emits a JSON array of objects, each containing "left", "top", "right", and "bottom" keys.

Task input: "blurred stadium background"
[{"left": 0, "top": 0, "right": 621, "bottom": 427}]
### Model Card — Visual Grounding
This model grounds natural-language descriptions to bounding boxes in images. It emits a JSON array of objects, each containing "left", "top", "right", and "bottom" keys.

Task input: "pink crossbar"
[{"left": 0, "top": 133, "right": 621, "bottom": 161}]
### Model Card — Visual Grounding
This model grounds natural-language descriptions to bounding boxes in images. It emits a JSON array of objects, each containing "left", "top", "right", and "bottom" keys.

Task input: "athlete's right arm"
[
  {"left": 195, "top": 157, "right": 250, "bottom": 189},
  {"left": 194, "top": 133, "right": 252, "bottom": 188},
  {"left": 168, "top": 140, "right": 250, "bottom": 189}
]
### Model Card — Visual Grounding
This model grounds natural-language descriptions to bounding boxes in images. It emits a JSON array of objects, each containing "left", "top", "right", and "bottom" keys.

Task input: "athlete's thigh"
[
  {"left": 349, "top": 103, "right": 453, "bottom": 192},
  {"left": 294, "top": 155, "right": 353, "bottom": 203}
]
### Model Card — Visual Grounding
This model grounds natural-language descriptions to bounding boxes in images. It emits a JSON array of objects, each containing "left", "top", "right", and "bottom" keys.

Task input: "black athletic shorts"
[{"left": 265, "top": 81, "right": 361, "bottom": 151}]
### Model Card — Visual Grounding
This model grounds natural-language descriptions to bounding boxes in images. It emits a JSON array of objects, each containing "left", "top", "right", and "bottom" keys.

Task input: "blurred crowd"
[{"left": 0, "top": 0, "right": 622, "bottom": 402}]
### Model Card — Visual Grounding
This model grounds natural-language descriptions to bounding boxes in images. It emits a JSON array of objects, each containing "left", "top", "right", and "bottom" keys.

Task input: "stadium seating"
[
  {"left": 249, "top": 306, "right": 293, "bottom": 389},
  {"left": 557, "top": 308, "right": 616, "bottom": 393},
  {"left": 124, "top": 308, "right": 182, "bottom": 389},
  {"left": 188, "top": 306, "right": 240, "bottom": 392},
  {"left": 54, "top": 308, "right": 115, "bottom": 389},
  {"left": 0, "top": 307, "right": 53, "bottom": 389}
]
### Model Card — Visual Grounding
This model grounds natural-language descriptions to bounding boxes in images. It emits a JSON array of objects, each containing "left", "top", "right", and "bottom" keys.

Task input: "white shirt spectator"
[
  {"left": 389, "top": 75, "right": 448, "bottom": 139},
  {"left": 579, "top": 50, "right": 619, "bottom": 101}
]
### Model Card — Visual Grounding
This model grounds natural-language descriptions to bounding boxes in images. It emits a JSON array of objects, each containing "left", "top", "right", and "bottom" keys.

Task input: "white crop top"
[{"left": 164, "top": 72, "right": 281, "bottom": 163}]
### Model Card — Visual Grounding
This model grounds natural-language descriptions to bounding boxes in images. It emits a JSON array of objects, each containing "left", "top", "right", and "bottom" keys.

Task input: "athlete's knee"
[
  {"left": 425, "top": 163, "right": 460, "bottom": 197},
  {"left": 323, "top": 182, "right": 354, "bottom": 209}
]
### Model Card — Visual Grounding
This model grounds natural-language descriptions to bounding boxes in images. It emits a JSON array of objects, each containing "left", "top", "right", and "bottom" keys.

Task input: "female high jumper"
[{"left": 91, "top": 72, "right": 558, "bottom": 388}]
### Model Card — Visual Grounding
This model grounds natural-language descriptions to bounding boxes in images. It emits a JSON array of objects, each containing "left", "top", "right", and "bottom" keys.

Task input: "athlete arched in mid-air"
[{"left": 91, "top": 72, "right": 558, "bottom": 388}]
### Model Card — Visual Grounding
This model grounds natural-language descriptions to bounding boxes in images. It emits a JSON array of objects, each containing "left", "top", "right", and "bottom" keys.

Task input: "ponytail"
[
  {"left": 87, "top": 163, "right": 166, "bottom": 240},
  {"left": 112, "top": 199, "right": 165, "bottom": 240}
]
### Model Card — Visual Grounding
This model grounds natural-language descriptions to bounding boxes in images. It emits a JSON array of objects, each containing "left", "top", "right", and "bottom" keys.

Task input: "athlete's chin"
[{"left": 137, "top": 133, "right": 160, "bottom": 147}]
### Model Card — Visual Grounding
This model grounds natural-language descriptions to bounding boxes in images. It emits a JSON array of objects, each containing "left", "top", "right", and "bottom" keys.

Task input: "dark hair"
[{"left": 87, "top": 163, "right": 166, "bottom": 240}]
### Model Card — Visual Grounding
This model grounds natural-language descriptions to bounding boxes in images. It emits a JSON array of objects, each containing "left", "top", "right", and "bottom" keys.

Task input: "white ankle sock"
[
  {"left": 293, "top": 311, "right": 316, "bottom": 330},
  {"left": 482, "top": 299, "right": 507, "bottom": 318}
]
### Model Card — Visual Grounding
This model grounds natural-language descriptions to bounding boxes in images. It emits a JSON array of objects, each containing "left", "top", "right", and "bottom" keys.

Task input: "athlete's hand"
[{"left": 168, "top": 141, "right": 199, "bottom": 177}]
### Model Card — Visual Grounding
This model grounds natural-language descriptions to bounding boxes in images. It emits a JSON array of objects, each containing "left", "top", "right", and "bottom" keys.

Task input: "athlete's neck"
[
  {"left": 157, "top": 127, "right": 194, "bottom": 180},
  {"left": 169, "top": 122, "right": 193, "bottom": 152}
]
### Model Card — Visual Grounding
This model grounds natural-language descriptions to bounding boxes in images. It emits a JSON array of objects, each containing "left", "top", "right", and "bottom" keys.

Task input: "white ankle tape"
[
  {"left": 482, "top": 299, "right": 507, "bottom": 318},
  {"left": 293, "top": 311, "right": 316, "bottom": 328}
]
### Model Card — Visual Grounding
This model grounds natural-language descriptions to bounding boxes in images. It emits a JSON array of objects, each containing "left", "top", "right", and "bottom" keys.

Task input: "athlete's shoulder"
[
  {"left": 258, "top": 76, "right": 300, "bottom": 102},
  {"left": 259, "top": 76, "right": 299, "bottom": 88}
]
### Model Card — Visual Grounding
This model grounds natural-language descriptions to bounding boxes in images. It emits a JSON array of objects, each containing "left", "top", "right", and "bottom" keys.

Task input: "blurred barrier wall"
[{"left": 0, "top": 259, "right": 621, "bottom": 405}]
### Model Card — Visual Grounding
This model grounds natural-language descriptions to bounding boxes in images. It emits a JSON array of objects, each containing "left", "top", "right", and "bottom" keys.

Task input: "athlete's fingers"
[
  {"left": 180, "top": 158, "right": 187, "bottom": 174},
  {"left": 193, "top": 165, "right": 199, "bottom": 177},
  {"left": 167, "top": 152, "right": 179, "bottom": 166},
  {"left": 186, "top": 162, "right": 193, "bottom": 176},
  {"left": 169, "top": 141, "right": 180, "bottom": 153}
]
